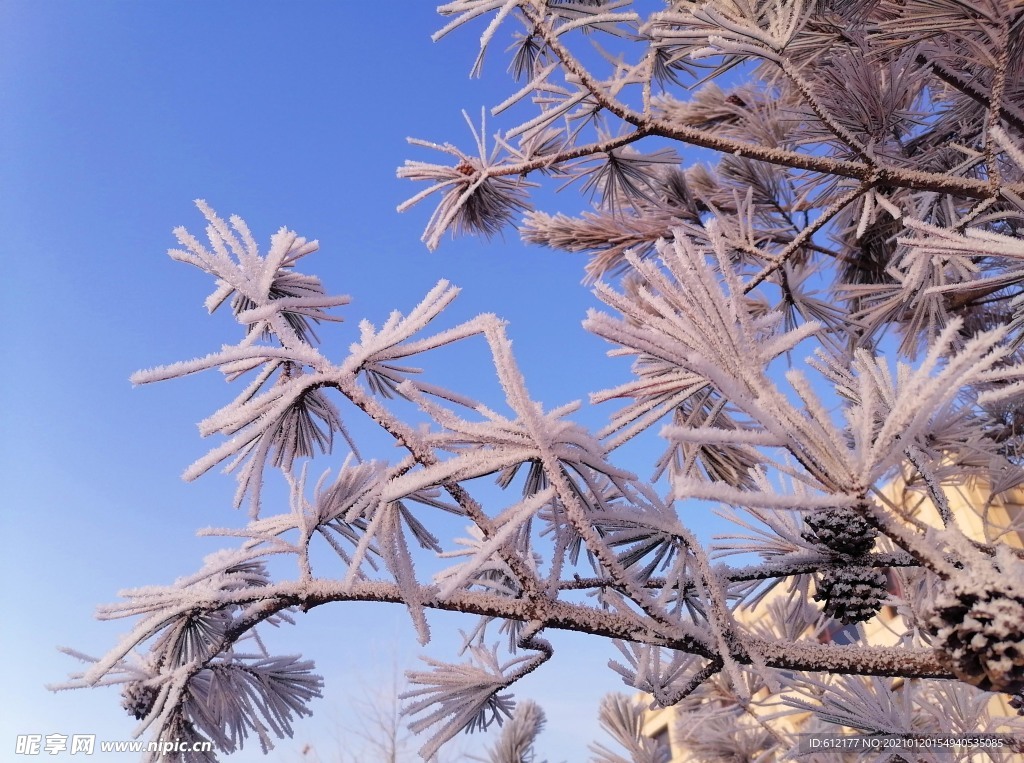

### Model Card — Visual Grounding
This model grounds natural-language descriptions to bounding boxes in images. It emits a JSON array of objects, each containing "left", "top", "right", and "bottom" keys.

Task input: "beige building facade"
[{"left": 639, "top": 474, "right": 1024, "bottom": 761}]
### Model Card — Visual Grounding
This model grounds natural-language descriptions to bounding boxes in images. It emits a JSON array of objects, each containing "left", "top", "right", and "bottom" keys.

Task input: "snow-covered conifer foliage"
[{"left": 61, "top": 1, "right": 1024, "bottom": 760}]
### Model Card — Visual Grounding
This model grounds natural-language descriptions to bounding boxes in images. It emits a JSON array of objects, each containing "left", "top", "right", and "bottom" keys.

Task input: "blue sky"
[{"left": 0, "top": 3, "right": 710, "bottom": 761}]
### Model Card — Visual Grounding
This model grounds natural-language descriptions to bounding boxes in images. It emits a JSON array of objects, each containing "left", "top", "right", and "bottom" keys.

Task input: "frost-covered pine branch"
[{"left": 61, "top": 2, "right": 1024, "bottom": 761}]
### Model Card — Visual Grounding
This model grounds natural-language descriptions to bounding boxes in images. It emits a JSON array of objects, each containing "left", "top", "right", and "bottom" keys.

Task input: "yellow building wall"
[{"left": 639, "top": 476, "right": 1024, "bottom": 761}]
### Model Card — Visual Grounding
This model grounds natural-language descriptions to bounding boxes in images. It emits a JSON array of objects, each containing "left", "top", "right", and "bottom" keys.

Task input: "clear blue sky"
[{"left": 0, "top": 3, "right": 705, "bottom": 761}]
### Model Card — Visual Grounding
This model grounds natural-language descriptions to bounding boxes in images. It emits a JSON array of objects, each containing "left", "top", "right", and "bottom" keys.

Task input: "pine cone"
[
  {"left": 814, "top": 566, "right": 887, "bottom": 624},
  {"left": 802, "top": 507, "right": 877, "bottom": 557},
  {"left": 927, "top": 580, "right": 1024, "bottom": 694},
  {"left": 121, "top": 681, "right": 157, "bottom": 720}
]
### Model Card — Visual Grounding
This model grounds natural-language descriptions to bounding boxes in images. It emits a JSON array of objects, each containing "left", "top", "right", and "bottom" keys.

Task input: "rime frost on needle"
[{"left": 62, "top": 2, "right": 1024, "bottom": 761}]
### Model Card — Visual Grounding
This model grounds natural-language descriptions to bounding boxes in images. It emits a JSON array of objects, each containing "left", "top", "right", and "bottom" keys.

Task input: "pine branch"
[{"left": 514, "top": 2, "right": 1024, "bottom": 202}]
